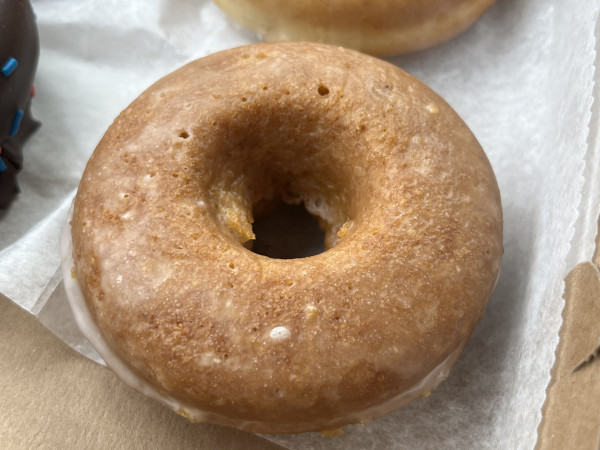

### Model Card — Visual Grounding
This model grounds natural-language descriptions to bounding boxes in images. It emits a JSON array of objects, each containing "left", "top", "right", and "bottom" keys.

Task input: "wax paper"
[{"left": 0, "top": 1, "right": 598, "bottom": 448}]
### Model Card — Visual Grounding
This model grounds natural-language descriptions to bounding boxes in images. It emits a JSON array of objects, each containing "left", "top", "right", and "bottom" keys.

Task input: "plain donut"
[
  {"left": 67, "top": 42, "right": 503, "bottom": 434},
  {"left": 213, "top": 0, "right": 497, "bottom": 56}
]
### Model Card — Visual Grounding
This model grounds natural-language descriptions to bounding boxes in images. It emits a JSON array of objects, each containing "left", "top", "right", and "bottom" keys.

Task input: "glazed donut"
[
  {"left": 64, "top": 42, "right": 503, "bottom": 434},
  {"left": 213, "top": 0, "right": 496, "bottom": 56}
]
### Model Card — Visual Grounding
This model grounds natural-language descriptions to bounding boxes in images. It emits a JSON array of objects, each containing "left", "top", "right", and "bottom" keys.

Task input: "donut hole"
[
  {"left": 251, "top": 201, "right": 325, "bottom": 259},
  {"left": 202, "top": 93, "right": 368, "bottom": 256}
]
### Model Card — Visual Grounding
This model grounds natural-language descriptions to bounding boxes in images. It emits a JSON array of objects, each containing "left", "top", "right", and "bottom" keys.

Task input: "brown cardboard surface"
[
  {"left": 537, "top": 224, "right": 600, "bottom": 449},
  {"left": 0, "top": 294, "right": 282, "bottom": 450}
]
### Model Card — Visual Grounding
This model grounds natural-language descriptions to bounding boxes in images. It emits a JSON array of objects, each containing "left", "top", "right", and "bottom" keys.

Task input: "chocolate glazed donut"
[{"left": 0, "top": 0, "right": 41, "bottom": 209}]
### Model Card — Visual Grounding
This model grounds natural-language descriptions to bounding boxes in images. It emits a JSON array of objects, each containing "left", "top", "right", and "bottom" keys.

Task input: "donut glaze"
[
  {"left": 68, "top": 42, "right": 503, "bottom": 433},
  {"left": 0, "top": 0, "right": 40, "bottom": 209},
  {"left": 213, "top": 0, "right": 496, "bottom": 56}
]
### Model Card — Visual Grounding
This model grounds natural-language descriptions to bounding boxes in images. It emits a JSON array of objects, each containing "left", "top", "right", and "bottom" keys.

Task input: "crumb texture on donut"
[
  {"left": 213, "top": 0, "right": 496, "bottom": 55},
  {"left": 70, "top": 42, "right": 502, "bottom": 433}
]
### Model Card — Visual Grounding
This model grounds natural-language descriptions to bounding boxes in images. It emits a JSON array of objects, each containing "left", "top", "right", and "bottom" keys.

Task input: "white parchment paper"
[{"left": 0, "top": 1, "right": 598, "bottom": 448}]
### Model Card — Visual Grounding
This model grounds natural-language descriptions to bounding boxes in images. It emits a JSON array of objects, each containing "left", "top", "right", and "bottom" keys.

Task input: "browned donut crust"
[
  {"left": 213, "top": 0, "right": 496, "bottom": 56},
  {"left": 70, "top": 42, "right": 502, "bottom": 433}
]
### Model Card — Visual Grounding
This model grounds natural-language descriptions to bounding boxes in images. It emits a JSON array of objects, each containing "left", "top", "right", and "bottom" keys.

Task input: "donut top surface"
[
  {"left": 213, "top": 0, "right": 496, "bottom": 55},
  {"left": 0, "top": 0, "right": 40, "bottom": 209},
  {"left": 71, "top": 42, "right": 502, "bottom": 433}
]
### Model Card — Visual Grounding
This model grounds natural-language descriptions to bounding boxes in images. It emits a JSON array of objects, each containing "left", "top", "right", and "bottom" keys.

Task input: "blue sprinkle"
[
  {"left": 9, "top": 109, "right": 24, "bottom": 137},
  {"left": 0, "top": 158, "right": 6, "bottom": 172},
  {"left": 2, "top": 58, "right": 18, "bottom": 77}
]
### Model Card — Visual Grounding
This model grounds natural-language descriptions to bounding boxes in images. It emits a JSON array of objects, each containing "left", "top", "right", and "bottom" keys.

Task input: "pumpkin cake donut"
[
  {"left": 63, "top": 42, "right": 503, "bottom": 434},
  {"left": 213, "top": 0, "right": 496, "bottom": 56}
]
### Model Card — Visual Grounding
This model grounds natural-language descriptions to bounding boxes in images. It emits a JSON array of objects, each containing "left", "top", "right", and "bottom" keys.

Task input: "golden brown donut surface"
[
  {"left": 69, "top": 42, "right": 503, "bottom": 433},
  {"left": 213, "top": 0, "right": 496, "bottom": 56}
]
